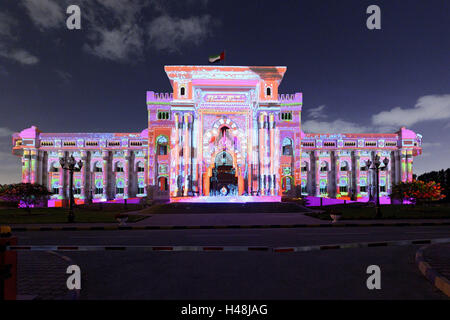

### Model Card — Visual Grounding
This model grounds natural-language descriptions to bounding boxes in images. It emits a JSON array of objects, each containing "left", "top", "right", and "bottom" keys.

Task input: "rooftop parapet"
[
  {"left": 279, "top": 92, "right": 302, "bottom": 105},
  {"left": 147, "top": 91, "right": 173, "bottom": 105}
]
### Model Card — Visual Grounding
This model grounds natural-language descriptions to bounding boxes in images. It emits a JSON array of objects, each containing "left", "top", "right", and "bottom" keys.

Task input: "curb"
[
  {"left": 9, "top": 221, "right": 450, "bottom": 232},
  {"left": 7, "top": 237, "right": 450, "bottom": 253},
  {"left": 415, "top": 244, "right": 450, "bottom": 298}
]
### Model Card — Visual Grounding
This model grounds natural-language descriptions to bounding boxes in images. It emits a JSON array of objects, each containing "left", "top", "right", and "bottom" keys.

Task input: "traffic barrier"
[{"left": 5, "top": 237, "right": 450, "bottom": 253}]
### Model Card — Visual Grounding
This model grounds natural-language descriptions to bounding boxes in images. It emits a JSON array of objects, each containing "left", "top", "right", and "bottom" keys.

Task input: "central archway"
[{"left": 209, "top": 151, "right": 238, "bottom": 196}]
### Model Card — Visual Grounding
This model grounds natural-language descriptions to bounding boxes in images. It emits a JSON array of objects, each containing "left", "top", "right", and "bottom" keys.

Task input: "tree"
[
  {"left": 391, "top": 180, "right": 446, "bottom": 205},
  {"left": 0, "top": 183, "right": 52, "bottom": 213},
  {"left": 418, "top": 168, "right": 450, "bottom": 202}
]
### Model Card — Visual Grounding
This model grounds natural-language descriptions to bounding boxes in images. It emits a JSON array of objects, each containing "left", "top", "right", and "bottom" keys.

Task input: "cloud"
[
  {"left": 421, "top": 142, "right": 441, "bottom": 148},
  {"left": 22, "top": 0, "right": 65, "bottom": 30},
  {"left": 303, "top": 94, "right": 450, "bottom": 134},
  {"left": 54, "top": 69, "right": 73, "bottom": 84},
  {"left": 0, "top": 12, "right": 39, "bottom": 65},
  {"left": 80, "top": 0, "right": 148, "bottom": 62},
  {"left": 306, "top": 105, "right": 327, "bottom": 119},
  {"left": 84, "top": 24, "right": 144, "bottom": 62},
  {"left": 16, "top": 0, "right": 218, "bottom": 63},
  {"left": 372, "top": 94, "right": 450, "bottom": 127},
  {"left": 0, "top": 48, "right": 39, "bottom": 65},
  {"left": 0, "top": 12, "right": 18, "bottom": 39},
  {"left": 147, "top": 15, "right": 214, "bottom": 52},
  {"left": 302, "top": 119, "right": 372, "bottom": 134},
  {"left": 0, "top": 128, "right": 13, "bottom": 137}
]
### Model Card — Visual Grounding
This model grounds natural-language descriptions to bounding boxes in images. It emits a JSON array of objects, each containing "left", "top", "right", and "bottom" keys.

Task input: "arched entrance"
[{"left": 209, "top": 151, "right": 238, "bottom": 196}]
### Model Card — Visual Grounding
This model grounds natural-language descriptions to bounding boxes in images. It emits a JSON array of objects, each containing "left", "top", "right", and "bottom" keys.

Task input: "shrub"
[
  {"left": 391, "top": 180, "right": 445, "bottom": 205},
  {"left": 0, "top": 183, "right": 52, "bottom": 213}
]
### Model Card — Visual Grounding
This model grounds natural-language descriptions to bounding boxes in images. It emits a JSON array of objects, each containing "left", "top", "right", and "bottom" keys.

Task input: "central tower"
[{"left": 147, "top": 65, "right": 302, "bottom": 200}]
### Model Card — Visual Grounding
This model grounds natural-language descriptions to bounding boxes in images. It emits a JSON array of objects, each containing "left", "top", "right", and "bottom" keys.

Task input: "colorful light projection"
[{"left": 12, "top": 66, "right": 423, "bottom": 205}]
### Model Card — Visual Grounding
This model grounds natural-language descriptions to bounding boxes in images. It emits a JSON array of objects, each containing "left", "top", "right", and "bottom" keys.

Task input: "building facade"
[{"left": 11, "top": 65, "right": 423, "bottom": 204}]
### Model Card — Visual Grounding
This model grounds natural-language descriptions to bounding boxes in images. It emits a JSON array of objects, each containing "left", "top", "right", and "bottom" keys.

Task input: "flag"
[{"left": 209, "top": 51, "right": 225, "bottom": 63}]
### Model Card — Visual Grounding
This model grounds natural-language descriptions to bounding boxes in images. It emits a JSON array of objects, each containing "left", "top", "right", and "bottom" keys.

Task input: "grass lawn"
[
  {"left": 0, "top": 203, "right": 148, "bottom": 224},
  {"left": 306, "top": 203, "right": 450, "bottom": 220}
]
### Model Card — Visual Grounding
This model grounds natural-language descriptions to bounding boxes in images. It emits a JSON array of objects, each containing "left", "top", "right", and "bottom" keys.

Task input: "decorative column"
[
  {"left": 252, "top": 111, "right": 259, "bottom": 194},
  {"left": 274, "top": 125, "right": 280, "bottom": 195},
  {"left": 269, "top": 113, "right": 275, "bottom": 195},
  {"left": 314, "top": 150, "right": 321, "bottom": 197},
  {"left": 80, "top": 150, "right": 89, "bottom": 200},
  {"left": 172, "top": 113, "right": 180, "bottom": 196},
  {"left": 102, "top": 150, "right": 109, "bottom": 200},
  {"left": 334, "top": 151, "right": 340, "bottom": 197},
  {"left": 21, "top": 150, "right": 31, "bottom": 183},
  {"left": 183, "top": 113, "right": 191, "bottom": 196},
  {"left": 354, "top": 151, "right": 361, "bottom": 197},
  {"left": 58, "top": 150, "right": 66, "bottom": 199},
  {"left": 406, "top": 149, "right": 413, "bottom": 182},
  {"left": 124, "top": 150, "right": 130, "bottom": 198},
  {"left": 258, "top": 113, "right": 265, "bottom": 195},
  {"left": 400, "top": 149, "right": 407, "bottom": 182},
  {"left": 264, "top": 114, "right": 270, "bottom": 195},
  {"left": 144, "top": 150, "right": 148, "bottom": 196}
]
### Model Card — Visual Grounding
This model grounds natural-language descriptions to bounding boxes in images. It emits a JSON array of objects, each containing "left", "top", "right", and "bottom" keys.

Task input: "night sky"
[{"left": 0, "top": 0, "right": 449, "bottom": 183}]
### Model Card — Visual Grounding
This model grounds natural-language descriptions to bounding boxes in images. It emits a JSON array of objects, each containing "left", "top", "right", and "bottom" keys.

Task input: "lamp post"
[
  {"left": 366, "top": 155, "right": 389, "bottom": 218},
  {"left": 60, "top": 155, "right": 83, "bottom": 223}
]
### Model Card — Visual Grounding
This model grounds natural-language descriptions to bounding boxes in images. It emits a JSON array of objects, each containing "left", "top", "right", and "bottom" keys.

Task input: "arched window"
[
  {"left": 266, "top": 87, "right": 271, "bottom": 96},
  {"left": 158, "top": 176, "right": 168, "bottom": 191},
  {"left": 180, "top": 86, "right": 185, "bottom": 96},
  {"left": 282, "top": 137, "right": 293, "bottom": 156},
  {"left": 282, "top": 176, "right": 292, "bottom": 191},
  {"left": 320, "top": 161, "right": 329, "bottom": 172},
  {"left": 156, "top": 136, "right": 168, "bottom": 155},
  {"left": 136, "top": 161, "right": 145, "bottom": 172},
  {"left": 340, "top": 161, "right": 348, "bottom": 171},
  {"left": 301, "top": 161, "right": 308, "bottom": 172},
  {"left": 115, "top": 162, "right": 124, "bottom": 172},
  {"left": 94, "top": 162, "right": 102, "bottom": 172}
]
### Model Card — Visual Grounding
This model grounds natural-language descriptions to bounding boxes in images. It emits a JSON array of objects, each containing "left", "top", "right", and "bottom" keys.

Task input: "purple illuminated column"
[
  {"left": 21, "top": 150, "right": 30, "bottom": 183},
  {"left": 269, "top": 113, "right": 275, "bottom": 195},
  {"left": 124, "top": 151, "right": 130, "bottom": 198},
  {"left": 258, "top": 113, "right": 265, "bottom": 194},
  {"left": 30, "top": 150, "right": 38, "bottom": 184},
  {"left": 102, "top": 150, "right": 109, "bottom": 200},
  {"left": 354, "top": 151, "right": 361, "bottom": 197},
  {"left": 334, "top": 151, "right": 340, "bottom": 197},
  {"left": 183, "top": 113, "right": 191, "bottom": 196},
  {"left": 264, "top": 114, "right": 269, "bottom": 194},
  {"left": 314, "top": 150, "right": 321, "bottom": 197},
  {"left": 406, "top": 149, "right": 413, "bottom": 182},
  {"left": 58, "top": 151, "right": 66, "bottom": 199},
  {"left": 80, "top": 150, "right": 88, "bottom": 200},
  {"left": 400, "top": 149, "right": 407, "bottom": 182}
]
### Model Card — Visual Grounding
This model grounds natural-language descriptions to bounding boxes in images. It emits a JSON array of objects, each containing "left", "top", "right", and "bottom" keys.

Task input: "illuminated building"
[{"left": 11, "top": 65, "right": 423, "bottom": 205}]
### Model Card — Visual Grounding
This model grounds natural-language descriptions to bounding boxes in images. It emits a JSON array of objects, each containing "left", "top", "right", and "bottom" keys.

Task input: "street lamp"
[
  {"left": 60, "top": 155, "right": 83, "bottom": 223},
  {"left": 366, "top": 155, "right": 389, "bottom": 218}
]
